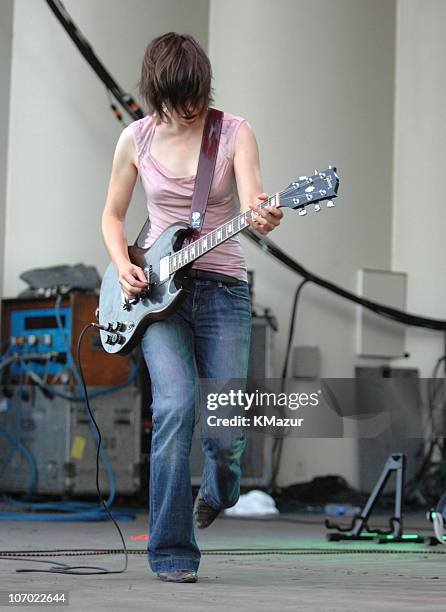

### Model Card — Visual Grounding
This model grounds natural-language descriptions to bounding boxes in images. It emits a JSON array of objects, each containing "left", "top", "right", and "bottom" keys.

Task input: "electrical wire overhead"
[{"left": 46, "top": 0, "right": 144, "bottom": 122}]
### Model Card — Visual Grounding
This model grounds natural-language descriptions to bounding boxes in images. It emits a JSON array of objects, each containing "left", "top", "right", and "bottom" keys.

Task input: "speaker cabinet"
[{"left": 355, "top": 367, "right": 424, "bottom": 494}]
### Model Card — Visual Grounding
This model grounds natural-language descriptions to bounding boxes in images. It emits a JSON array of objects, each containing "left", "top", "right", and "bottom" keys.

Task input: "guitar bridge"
[{"left": 144, "top": 265, "right": 152, "bottom": 285}]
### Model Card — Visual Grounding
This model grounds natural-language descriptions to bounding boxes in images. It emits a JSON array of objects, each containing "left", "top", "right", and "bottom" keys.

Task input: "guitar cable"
[
  {"left": 269, "top": 279, "right": 308, "bottom": 493},
  {"left": 3, "top": 322, "right": 129, "bottom": 575}
]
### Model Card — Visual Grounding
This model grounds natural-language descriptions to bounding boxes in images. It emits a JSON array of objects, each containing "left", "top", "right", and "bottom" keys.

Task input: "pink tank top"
[{"left": 131, "top": 110, "right": 248, "bottom": 282}]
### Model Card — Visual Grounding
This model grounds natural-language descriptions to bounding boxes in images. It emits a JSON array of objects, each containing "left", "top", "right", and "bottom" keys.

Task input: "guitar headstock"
[{"left": 279, "top": 166, "right": 339, "bottom": 215}]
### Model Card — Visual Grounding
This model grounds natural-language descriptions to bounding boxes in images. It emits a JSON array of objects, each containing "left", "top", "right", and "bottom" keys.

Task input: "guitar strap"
[
  {"left": 133, "top": 108, "right": 224, "bottom": 248},
  {"left": 188, "top": 108, "right": 224, "bottom": 240}
]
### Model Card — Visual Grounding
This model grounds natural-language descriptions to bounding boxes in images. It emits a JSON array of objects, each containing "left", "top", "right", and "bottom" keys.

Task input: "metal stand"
[{"left": 325, "top": 453, "right": 424, "bottom": 543}]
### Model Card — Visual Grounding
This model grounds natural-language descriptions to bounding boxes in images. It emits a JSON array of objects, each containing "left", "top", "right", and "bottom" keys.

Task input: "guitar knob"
[
  {"left": 327, "top": 200, "right": 335, "bottom": 208},
  {"left": 109, "top": 321, "right": 125, "bottom": 333},
  {"left": 105, "top": 333, "right": 126, "bottom": 346},
  {"left": 314, "top": 203, "right": 321, "bottom": 212},
  {"left": 105, "top": 333, "right": 119, "bottom": 345},
  {"left": 298, "top": 208, "right": 307, "bottom": 216}
]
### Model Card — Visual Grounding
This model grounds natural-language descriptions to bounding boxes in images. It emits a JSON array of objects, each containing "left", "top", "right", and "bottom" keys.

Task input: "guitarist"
[{"left": 101, "top": 32, "right": 282, "bottom": 583}]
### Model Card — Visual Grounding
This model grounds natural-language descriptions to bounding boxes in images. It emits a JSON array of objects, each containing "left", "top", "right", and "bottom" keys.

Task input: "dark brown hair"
[{"left": 138, "top": 32, "right": 213, "bottom": 121}]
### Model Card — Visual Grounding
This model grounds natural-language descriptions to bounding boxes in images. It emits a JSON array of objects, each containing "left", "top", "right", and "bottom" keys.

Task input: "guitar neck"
[{"left": 169, "top": 193, "right": 280, "bottom": 275}]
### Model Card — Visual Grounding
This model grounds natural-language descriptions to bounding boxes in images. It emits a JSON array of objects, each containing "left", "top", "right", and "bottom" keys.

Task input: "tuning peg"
[
  {"left": 326, "top": 200, "right": 335, "bottom": 208},
  {"left": 298, "top": 208, "right": 307, "bottom": 216},
  {"left": 314, "top": 203, "right": 321, "bottom": 212}
]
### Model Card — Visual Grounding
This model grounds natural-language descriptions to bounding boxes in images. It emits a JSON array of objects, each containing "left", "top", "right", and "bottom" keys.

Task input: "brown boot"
[
  {"left": 157, "top": 570, "right": 198, "bottom": 583},
  {"left": 193, "top": 491, "right": 221, "bottom": 529}
]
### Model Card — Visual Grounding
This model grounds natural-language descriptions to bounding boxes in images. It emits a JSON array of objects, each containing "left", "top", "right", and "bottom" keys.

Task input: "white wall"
[
  {"left": 5, "top": 0, "right": 425, "bottom": 489},
  {"left": 3, "top": 0, "right": 209, "bottom": 296},
  {"left": 0, "top": 0, "right": 14, "bottom": 297},
  {"left": 209, "top": 0, "right": 396, "bottom": 486},
  {"left": 392, "top": 0, "right": 446, "bottom": 377}
]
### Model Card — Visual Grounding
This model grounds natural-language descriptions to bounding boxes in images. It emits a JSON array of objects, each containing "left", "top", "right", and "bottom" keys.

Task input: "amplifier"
[
  {"left": 0, "top": 385, "right": 141, "bottom": 496},
  {"left": 1, "top": 293, "right": 130, "bottom": 386},
  {"left": 355, "top": 367, "right": 424, "bottom": 494}
]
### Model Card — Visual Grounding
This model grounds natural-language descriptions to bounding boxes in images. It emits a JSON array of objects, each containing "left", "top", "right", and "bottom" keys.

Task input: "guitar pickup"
[{"left": 159, "top": 255, "right": 170, "bottom": 282}]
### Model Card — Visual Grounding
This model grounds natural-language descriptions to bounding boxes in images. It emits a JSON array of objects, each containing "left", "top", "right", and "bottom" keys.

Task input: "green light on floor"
[
  {"left": 359, "top": 532, "right": 421, "bottom": 540},
  {"left": 382, "top": 534, "right": 420, "bottom": 540}
]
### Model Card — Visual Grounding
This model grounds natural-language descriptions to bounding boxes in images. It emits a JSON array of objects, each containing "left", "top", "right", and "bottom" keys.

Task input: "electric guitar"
[{"left": 98, "top": 166, "right": 339, "bottom": 355}]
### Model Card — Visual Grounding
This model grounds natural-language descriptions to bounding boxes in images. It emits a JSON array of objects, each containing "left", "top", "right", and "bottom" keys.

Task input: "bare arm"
[
  {"left": 233, "top": 122, "right": 282, "bottom": 234},
  {"left": 101, "top": 125, "right": 148, "bottom": 297}
]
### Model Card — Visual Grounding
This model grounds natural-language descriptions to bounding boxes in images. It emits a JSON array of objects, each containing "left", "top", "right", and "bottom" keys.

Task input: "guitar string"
[
  {"left": 169, "top": 175, "right": 337, "bottom": 273},
  {"left": 170, "top": 183, "right": 333, "bottom": 271},
  {"left": 172, "top": 183, "right": 321, "bottom": 262}
]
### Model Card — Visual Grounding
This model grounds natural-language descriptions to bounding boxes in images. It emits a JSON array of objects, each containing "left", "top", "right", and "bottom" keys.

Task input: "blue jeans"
[{"left": 140, "top": 278, "right": 252, "bottom": 573}]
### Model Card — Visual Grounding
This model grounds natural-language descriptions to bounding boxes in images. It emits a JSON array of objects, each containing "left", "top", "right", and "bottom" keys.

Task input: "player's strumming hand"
[{"left": 117, "top": 261, "right": 148, "bottom": 299}]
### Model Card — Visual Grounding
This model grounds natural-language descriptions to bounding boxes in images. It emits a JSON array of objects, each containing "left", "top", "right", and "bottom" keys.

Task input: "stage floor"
[{"left": 0, "top": 511, "right": 444, "bottom": 611}]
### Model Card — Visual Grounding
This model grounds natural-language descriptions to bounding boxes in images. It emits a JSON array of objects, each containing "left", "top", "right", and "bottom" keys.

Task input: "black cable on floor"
[
  {"left": 1, "top": 547, "right": 445, "bottom": 559},
  {"left": 8, "top": 323, "right": 129, "bottom": 576}
]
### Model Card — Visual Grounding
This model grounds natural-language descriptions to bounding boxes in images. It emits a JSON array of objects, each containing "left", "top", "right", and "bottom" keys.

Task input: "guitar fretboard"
[{"left": 169, "top": 194, "right": 279, "bottom": 274}]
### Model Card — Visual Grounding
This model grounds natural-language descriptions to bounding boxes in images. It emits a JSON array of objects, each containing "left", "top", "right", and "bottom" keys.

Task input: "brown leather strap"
[{"left": 189, "top": 108, "right": 224, "bottom": 240}]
